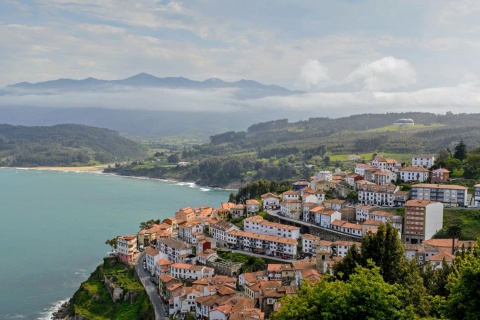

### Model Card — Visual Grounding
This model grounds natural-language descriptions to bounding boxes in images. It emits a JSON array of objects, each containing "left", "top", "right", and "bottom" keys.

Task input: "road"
[
  {"left": 266, "top": 209, "right": 362, "bottom": 240},
  {"left": 135, "top": 251, "right": 167, "bottom": 320}
]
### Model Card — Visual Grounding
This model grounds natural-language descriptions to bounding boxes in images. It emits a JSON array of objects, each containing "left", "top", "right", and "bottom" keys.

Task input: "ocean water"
[{"left": 0, "top": 168, "right": 230, "bottom": 319}]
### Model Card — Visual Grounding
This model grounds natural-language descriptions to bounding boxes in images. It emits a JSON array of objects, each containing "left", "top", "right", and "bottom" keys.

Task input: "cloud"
[
  {"left": 347, "top": 56, "right": 417, "bottom": 91},
  {"left": 296, "top": 59, "right": 333, "bottom": 90}
]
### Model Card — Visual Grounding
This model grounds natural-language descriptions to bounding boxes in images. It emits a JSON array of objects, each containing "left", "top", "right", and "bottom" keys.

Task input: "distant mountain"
[
  {"left": 3, "top": 73, "right": 303, "bottom": 98},
  {"left": 0, "top": 124, "right": 147, "bottom": 167}
]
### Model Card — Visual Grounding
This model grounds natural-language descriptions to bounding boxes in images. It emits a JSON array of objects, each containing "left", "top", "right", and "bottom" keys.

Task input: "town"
[{"left": 113, "top": 153, "right": 479, "bottom": 320}]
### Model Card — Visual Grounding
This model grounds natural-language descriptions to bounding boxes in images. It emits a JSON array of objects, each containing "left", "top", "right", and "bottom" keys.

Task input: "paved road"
[
  {"left": 135, "top": 251, "right": 167, "bottom": 320},
  {"left": 266, "top": 209, "right": 362, "bottom": 240}
]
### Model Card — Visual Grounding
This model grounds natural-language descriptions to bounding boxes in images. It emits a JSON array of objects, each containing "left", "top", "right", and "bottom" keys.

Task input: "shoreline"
[{"left": 27, "top": 165, "right": 106, "bottom": 172}]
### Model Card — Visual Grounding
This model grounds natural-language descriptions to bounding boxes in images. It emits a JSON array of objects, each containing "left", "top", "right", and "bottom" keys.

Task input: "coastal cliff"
[{"left": 56, "top": 258, "right": 154, "bottom": 320}]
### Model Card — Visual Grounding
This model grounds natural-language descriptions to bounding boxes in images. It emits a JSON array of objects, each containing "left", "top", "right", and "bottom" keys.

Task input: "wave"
[
  {"left": 36, "top": 298, "right": 69, "bottom": 320},
  {"left": 200, "top": 188, "right": 211, "bottom": 192}
]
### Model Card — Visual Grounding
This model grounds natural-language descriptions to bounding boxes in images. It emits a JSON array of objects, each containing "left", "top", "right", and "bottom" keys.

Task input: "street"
[{"left": 135, "top": 251, "right": 167, "bottom": 320}]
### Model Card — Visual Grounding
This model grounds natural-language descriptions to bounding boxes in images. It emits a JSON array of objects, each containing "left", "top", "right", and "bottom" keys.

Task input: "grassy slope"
[{"left": 70, "top": 260, "right": 154, "bottom": 320}]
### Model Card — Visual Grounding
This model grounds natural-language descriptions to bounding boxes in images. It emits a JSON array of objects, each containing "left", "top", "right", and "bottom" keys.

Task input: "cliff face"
[{"left": 64, "top": 258, "right": 154, "bottom": 320}]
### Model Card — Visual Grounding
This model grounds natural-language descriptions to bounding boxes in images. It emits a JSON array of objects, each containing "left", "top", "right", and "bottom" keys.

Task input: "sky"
[{"left": 1, "top": 0, "right": 480, "bottom": 116}]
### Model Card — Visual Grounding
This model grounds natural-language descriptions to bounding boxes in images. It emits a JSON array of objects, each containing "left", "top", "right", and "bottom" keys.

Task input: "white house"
[
  {"left": 373, "top": 170, "right": 397, "bottom": 185},
  {"left": 369, "top": 210, "right": 394, "bottom": 223},
  {"left": 319, "top": 209, "right": 342, "bottom": 228},
  {"left": 157, "top": 238, "right": 192, "bottom": 263},
  {"left": 245, "top": 199, "right": 260, "bottom": 216},
  {"left": 280, "top": 200, "right": 303, "bottom": 220},
  {"left": 211, "top": 221, "right": 240, "bottom": 244},
  {"left": 145, "top": 247, "right": 162, "bottom": 275},
  {"left": 399, "top": 166, "right": 429, "bottom": 182},
  {"left": 301, "top": 234, "right": 321, "bottom": 255},
  {"left": 301, "top": 187, "right": 325, "bottom": 204},
  {"left": 355, "top": 205, "right": 375, "bottom": 221},
  {"left": 178, "top": 220, "right": 204, "bottom": 244},
  {"left": 357, "top": 184, "right": 399, "bottom": 207},
  {"left": 331, "top": 220, "right": 363, "bottom": 237},
  {"left": 282, "top": 190, "right": 300, "bottom": 201},
  {"left": 412, "top": 154, "right": 435, "bottom": 168},
  {"left": 169, "top": 263, "right": 215, "bottom": 280},
  {"left": 244, "top": 215, "right": 301, "bottom": 239},
  {"left": 261, "top": 193, "right": 280, "bottom": 210}
]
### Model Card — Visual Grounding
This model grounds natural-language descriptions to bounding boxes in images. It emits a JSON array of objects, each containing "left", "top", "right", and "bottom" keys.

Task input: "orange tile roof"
[
  {"left": 411, "top": 183, "right": 467, "bottom": 190},
  {"left": 429, "top": 252, "right": 456, "bottom": 262}
]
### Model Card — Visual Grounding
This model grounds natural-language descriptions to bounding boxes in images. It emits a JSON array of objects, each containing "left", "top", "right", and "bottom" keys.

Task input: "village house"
[
  {"left": 230, "top": 204, "right": 246, "bottom": 219},
  {"left": 340, "top": 206, "right": 356, "bottom": 221},
  {"left": 422, "top": 238, "right": 476, "bottom": 255},
  {"left": 301, "top": 234, "right": 321, "bottom": 255},
  {"left": 475, "top": 184, "right": 480, "bottom": 207},
  {"left": 159, "top": 274, "right": 182, "bottom": 301},
  {"left": 369, "top": 210, "right": 394, "bottom": 223},
  {"left": 243, "top": 215, "right": 301, "bottom": 240},
  {"left": 175, "top": 207, "right": 196, "bottom": 221},
  {"left": 301, "top": 187, "right": 325, "bottom": 204},
  {"left": 137, "top": 223, "right": 172, "bottom": 247},
  {"left": 431, "top": 168, "right": 450, "bottom": 183},
  {"left": 354, "top": 163, "right": 377, "bottom": 177},
  {"left": 393, "top": 190, "right": 409, "bottom": 206},
  {"left": 169, "top": 263, "right": 215, "bottom": 280},
  {"left": 261, "top": 193, "right": 280, "bottom": 210},
  {"left": 280, "top": 199, "right": 303, "bottom": 219},
  {"left": 145, "top": 247, "right": 162, "bottom": 275},
  {"left": 211, "top": 220, "right": 240, "bottom": 246},
  {"left": 169, "top": 285, "right": 203, "bottom": 316},
  {"left": 157, "top": 238, "right": 192, "bottom": 263},
  {"left": 372, "top": 169, "right": 397, "bottom": 185},
  {"left": 267, "top": 264, "right": 295, "bottom": 283},
  {"left": 312, "top": 240, "right": 333, "bottom": 256},
  {"left": 292, "top": 181, "right": 309, "bottom": 191},
  {"left": 357, "top": 184, "right": 399, "bottom": 207},
  {"left": 246, "top": 199, "right": 260, "bottom": 216},
  {"left": 399, "top": 166, "right": 430, "bottom": 182},
  {"left": 282, "top": 190, "right": 300, "bottom": 201},
  {"left": 371, "top": 155, "right": 401, "bottom": 171},
  {"left": 196, "top": 249, "right": 218, "bottom": 265},
  {"left": 332, "top": 240, "right": 362, "bottom": 258},
  {"left": 209, "top": 296, "right": 258, "bottom": 320},
  {"left": 213, "top": 208, "right": 230, "bottom": 221},
  {"left": 409, "top": 183, "right": 468, "bottom": 207},
  {"left": 404, "top": 200, "right": 443, "bottom": 244},
  {"left": 117, "top": 234, "right": 137, "bottom": 264},
  {"left": 346, "top": 173, "right": 363, "bottom": 187},
  {"left": 239, "top": 270, "right": 268, "bottom": 288},
  {"left": 323, "top": 199, "right": 347, "bottom": 211},
  {"left": 295, "top": 268, "right": 322, "bottom": 287},
  {"left": 317, "top": 209, "right": 342, "bottom": 228},
  {"left": 154, "top": 258, "right": 173, "bottom": 276},
  {"left": 405, "top": 243, "right": 439, "bottom": 265},
  {"left": 355, "top": 205, "right": 375, "bottom": 222},
  {"left": 331, "top": 220, "right": 363, "bottom": 237},
  {"left": 178, "top": 220, "right": 204, "bottom": 244},
  {"left": 361, "top": 220, "right": 383, "bottom": 235},
  {"left": 195, "top": 287, "right": 237, "bottom": 320},
  {"left": 411, "top": 154, "right": 435, "bottom": 168},
  {"left": 261, "top": 283, "right": 298, "bottom": 318},
  {"left": 226, "top": 230, "right": 298, "bottom": 258},
  {"left": 428, "top": 252, "right": 456, "bottom": 269}
]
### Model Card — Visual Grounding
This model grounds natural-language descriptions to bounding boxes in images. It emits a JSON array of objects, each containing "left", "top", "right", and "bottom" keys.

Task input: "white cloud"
[
  {"left": 347, "top": 56, "right": 417, "bottom": 91},
  {"left": 296, "top": 59, "right": 333, "bottom": 90}
]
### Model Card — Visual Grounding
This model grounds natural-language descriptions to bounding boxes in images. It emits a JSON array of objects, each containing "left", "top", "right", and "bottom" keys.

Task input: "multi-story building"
[
  {"left": 175, "top": 207, "right": 196, "bottom": 221},
  {"left": 169, "top": 263, "right": 214, "bottom": 280},
  {"left": 226, "top": 230, "right": 298, "bottom": 258},
  {"left": 246, "top": 199, "right": 260, "bottom": 216},
  {"left": 431, "top": 168, "right": 450, "bottom": 183},
  {"left": 301, "top": 234, "right": 321, "bottom": 255},
  {"left": 371, "top": 156, "right": 400, "bottom": 171},
  {"left": 399, "top": 166, "right": 429, "bottom": 182},
  {"left": 261, "top": 193, "right": 280, "bottom": 210},
  {"left": 229, "top": 204, "right": 246, "bottom": 219},
  {"left": 332, "top": 241, "right": 362, "bottom": 258},
  {"left": 145, "top": 247, "right": 161, "bottom": 275},
  {"left": 178, "top": 220, "right": 204, "bottom": 244},
  {"left": 404, "top": 200, "right": 443, "bottom": 244},
  {"left": 211, "top": 221, "right": 239, "bottom": 244},
  {"left": 317, "top": 209, "right": 342, "bottom": 228},
  {"left": 117, "top": 234, "right": 137, "bottom": 264},
  {"left": 372, "top": 169, "right": 397, "bottom": 186},
  {"left": 410, "top": 183, "right": 468, "bottom": 206},
  {"left": 357, "top": 184, "right": 399, "bottom": 207},
  {"left": 280, "top": 199, "right": 303, "bottom": 219},
  {"left": 331, "top": 220, "right": 363, "bottom": 237},
  {"left": 474, "top": 184, "right": 480, "bottom": 207},
  {"left": 411, "top": 154, "right": 435, "bottom": 168},
  {"left": 282, "top": 190, "right": 300, "bottom": 201},
  {"left": 301, "top": 188, "right": 325, "bottom": 204},
  {"left": 157, "top": 238, "right": 192, "bottom": 263},
  {"left": 244, "top": 215, "right": 300, "bottom": 239},
  {"left": 369, "top": 210, "right": 394, "bottom": 223},
  {"left": 355, "top": 205, "right": 375, "bottom": 222}
]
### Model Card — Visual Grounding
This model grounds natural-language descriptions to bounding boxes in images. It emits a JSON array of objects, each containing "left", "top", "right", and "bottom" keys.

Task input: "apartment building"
[
  {"left": 357, "top": 184, "right": 399, "bottom": 207},
  {"left": 410, "top": 183, "right": 468, "bottom": 206},
  {"left": 404, "top": 200, "right": 443, "bottom": 244},
  {"left": 226, "top": 230, "right": 298, "bottom": 258},
  {"left": 117, "top": 235, "right": 137, "bottom": 264},
  {"left": 157, "top": 238, "right": 192, "bottom": 263},
  {"left": 243, "top": 215, "right": 300, "bottom": 239}
]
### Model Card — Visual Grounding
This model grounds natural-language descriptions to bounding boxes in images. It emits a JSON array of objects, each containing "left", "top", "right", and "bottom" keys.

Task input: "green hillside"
[{"left": 0, "top": 124, "right": 147, "bottom": 166}]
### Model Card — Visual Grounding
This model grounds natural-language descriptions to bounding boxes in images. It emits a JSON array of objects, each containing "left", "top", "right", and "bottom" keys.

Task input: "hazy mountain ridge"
[{"left": 3, "top": 73, "right": 303, "bottom": 98}]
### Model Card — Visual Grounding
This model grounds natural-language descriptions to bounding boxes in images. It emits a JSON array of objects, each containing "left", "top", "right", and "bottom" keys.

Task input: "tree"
[
  {"left": 105, "top": 237, "right": 118, "bottom": 249},
  {"left": 446, "top": 224, "right": 462, "bottom": 255},
  {"left": 271, "top": 264, "right": 416, "bottom": 320},
  {"left": 444, "top": 239, "right": 480, "bottom": 320},
  {"left": 167, "top": 153, "right": 179, "bottom": 164},
  {"left": 453, "top": 140, "right": 467, "bottom": 161},
  {"left": 463, "top": 147, "right": 480, "bottom": 179}
]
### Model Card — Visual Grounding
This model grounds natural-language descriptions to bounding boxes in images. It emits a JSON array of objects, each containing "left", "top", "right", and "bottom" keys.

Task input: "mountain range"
[{"left": 2, "top": 73, "right": 303, "bottom": 99}]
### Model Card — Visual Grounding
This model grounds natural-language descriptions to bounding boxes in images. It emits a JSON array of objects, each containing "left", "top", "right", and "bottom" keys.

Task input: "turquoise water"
[{"left": 0, "top": 168, "right": 230, "bottom": 319}]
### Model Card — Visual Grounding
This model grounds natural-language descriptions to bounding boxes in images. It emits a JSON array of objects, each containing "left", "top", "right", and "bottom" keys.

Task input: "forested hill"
[{"left": 0, "top": 124, "right": 147, "bottom": 166}]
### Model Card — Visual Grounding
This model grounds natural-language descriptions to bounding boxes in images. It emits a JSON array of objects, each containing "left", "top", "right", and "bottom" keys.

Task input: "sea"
[{"left": 0, "top": 168, "right": 231, "bottom": 319}]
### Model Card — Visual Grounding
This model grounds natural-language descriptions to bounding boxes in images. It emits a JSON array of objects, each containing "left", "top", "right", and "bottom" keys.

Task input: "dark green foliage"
[
  {"left": 233, "top": 179, "right": 292, "bottom": 203},
  {"left": 453, "top": 140, "right": 468, "bottom": 161},
  {"left": 0, "top": 124, "right": 146, "bottom": 166}
]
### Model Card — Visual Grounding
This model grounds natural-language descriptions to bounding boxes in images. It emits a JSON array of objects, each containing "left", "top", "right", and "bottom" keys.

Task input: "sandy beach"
[{"left": 27, "top": 166, "right": 106, "bottom": 172}]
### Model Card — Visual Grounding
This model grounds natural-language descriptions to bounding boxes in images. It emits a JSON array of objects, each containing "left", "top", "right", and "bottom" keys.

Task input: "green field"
[
  {"left": 330, "top": 152, "right": 412, "bottom": 163},
  {"left": 435, "top": 209, "right": 480, "bottom": 240},
  {"left": 366, "top": 124, "right": 444, "bottom": 132}
]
